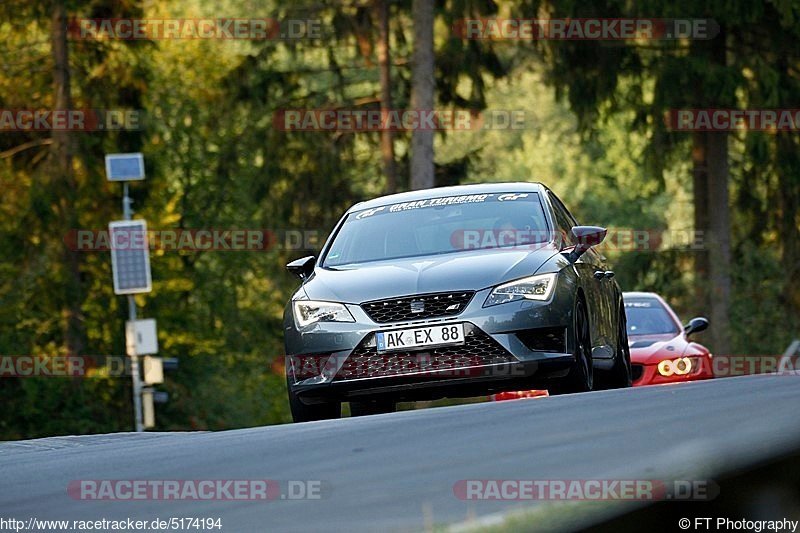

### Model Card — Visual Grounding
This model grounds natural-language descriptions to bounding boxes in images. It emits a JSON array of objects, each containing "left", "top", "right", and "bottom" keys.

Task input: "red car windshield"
[{"left": 624, "top": 298, "right": 680, "bottom": 336}]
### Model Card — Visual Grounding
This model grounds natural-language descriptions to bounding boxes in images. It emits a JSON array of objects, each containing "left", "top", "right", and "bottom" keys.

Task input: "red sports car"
[
  {"left": 491, "top": 291, "right": 712, "bottom": 400},
  {"left": 623, "top": 292, "right": 714, "bottom": 386}
]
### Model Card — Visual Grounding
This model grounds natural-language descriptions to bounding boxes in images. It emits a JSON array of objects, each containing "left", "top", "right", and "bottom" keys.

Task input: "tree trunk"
[
  {"left": 374, "top": 0, "right": 397, "bottom": 194},
  {"left": 691, "top": 131, "right": 710, "bottom": 314},
  {"left": 706, "top": 26, "right": 732, "bottom": 356},
  {"left": 776, "top": 54, "right": 800, "bottom": 315},
  {"left": 409, "top": 0, "right": 435, "bottom": 190},
  {"left": 689, "top": 28, "right": 731, "bottom": 355},
  {"left": 51, "top": 0, "right": 85, "bottom": 355},
  {"left": 706, "top": 132, "right": 731, "bottom": 355},
  {"left": 776, "top": 133, "right": 800, "bottom": 312},
  {"left": 691, "top": 131, "right": 732, "bottom": 356}
]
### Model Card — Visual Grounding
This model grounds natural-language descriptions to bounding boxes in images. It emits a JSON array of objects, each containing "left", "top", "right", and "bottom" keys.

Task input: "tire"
[
  {"left": 287, "top": 375, "right": 341, "bottom": 422},
  {"left": 350, "top": 399, "right": 396, "bottom": 417},
  {"left": 549, "top": 297, "right": 593, "bottom": 395},
  {"left": 596, "top": 304, "right": 633, "bottom": 390}
]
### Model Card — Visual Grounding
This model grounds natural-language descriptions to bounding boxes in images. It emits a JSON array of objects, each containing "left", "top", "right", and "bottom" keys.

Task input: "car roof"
[
  {"left": 622, "top": 291, "right": 662, "bottom": 299},
  {"left": 348, "top": 182, "right": 547, "bottom": 212}
]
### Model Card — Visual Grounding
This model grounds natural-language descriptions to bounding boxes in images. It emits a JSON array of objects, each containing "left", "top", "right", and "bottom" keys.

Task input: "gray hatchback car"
[{"left": 284, "top": 183, "right": 631, "bottom": 422}]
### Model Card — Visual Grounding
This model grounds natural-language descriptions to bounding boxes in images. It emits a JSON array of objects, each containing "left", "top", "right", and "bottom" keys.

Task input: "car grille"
[
  {"left": 631, "top": 364, "right": 644, "bottom": 382},
  {"left": 334, "top": 326, "right": 516, "bottom": 381},
  {"left": 361, "top": 291, "right": 474, "bottom": 323}
]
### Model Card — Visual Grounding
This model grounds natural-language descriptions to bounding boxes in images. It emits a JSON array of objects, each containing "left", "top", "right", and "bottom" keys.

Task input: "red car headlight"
[{"left": 658, "top": 357, "right": 693, "bottom": 377}]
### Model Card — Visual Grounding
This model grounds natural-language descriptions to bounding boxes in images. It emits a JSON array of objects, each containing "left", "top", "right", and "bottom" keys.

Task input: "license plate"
[{"left": 376, "top": 323, "right": 465, "bottom": 353}]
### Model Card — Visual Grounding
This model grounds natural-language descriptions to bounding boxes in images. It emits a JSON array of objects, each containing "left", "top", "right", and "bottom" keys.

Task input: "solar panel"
[
  {"left": 109, "top": 220, "right": 152, "bottom": 294},
  {"left": 105, "top": 153, "right": 145, "bottom": 181}
]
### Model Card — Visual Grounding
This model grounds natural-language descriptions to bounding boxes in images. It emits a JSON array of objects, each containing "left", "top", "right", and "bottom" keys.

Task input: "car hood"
[
  {"left": 301, "top": 245, "right": 561, "bottom": 303},
  {"left": 628, "top": 333, "right": 688, "bottom": 364}
]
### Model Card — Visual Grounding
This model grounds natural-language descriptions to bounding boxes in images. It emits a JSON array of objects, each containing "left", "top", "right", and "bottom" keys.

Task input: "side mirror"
[
  {"left": 286, "top": 255, "right": 316, "bottom": 280},
  {"left": 684, "top": 317, "right": 709, "bottom": 336},
  {"left": 566, "top": 226, "right": 607, "bottom": 262}
]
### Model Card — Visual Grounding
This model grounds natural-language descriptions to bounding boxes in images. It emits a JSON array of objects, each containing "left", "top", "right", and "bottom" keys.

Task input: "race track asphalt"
[{"left": 2, "top": 374, "right": 799, "bottom": 532}]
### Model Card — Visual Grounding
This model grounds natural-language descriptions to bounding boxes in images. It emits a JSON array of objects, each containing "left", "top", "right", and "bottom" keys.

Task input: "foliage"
[{"left": 0, "top": 0, "right": 798, "bottom": 438}]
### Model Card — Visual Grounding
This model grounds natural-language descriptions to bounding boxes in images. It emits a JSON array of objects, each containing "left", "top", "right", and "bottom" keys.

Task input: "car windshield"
[
  {"left": 624, "top": 298, "right": 680, "bottom": 336},
  {"left": 322, "top": 192, "right": 550, "bottom": 267}
]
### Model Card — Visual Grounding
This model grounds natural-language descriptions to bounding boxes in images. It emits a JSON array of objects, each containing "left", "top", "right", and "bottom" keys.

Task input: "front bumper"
[
  {"left": 631, "top": 355, "right": 715, "bottom": 386},
  {"left": 284, "top": 286, "right": 576, "bottom": 403}
]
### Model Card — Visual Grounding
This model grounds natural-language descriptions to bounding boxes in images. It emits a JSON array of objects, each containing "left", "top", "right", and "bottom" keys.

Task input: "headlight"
[
  {"left": 658, "top": 357, "right": 692, "bottom": 377},
  {"left": 674, "top": 357, "right": 691, "bottom": 375},
  {"left": 293, "top": 300, "right": 355, "bottom": 328},
  {"left": 484, "top": 273, "right": 557, "bottom": 307}
]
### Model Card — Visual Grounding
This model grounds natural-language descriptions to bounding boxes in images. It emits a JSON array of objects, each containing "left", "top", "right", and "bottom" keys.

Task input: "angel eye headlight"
[
  {"left": 674, "top": 357, "right": 692, "bottom": 375},
  {"left": 293, "top": 300, "right": 355, "bottom": 328},
  {"left": 484, "top": 273, "right": 557, "bottom": 307},
  {"left": 657, "top": 357, "right": 692, "bottom": 377},
  {"left": 658, "top": 359, "right": 674, "bottom": 376}
]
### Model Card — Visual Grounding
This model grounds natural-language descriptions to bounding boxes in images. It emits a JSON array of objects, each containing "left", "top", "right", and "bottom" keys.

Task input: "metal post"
[
  {"left": 129, "top": 297, "right": 143, "bottom": 432},
  {"left": 123, "top": 182, "right": 144, "bottom": 432}
]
